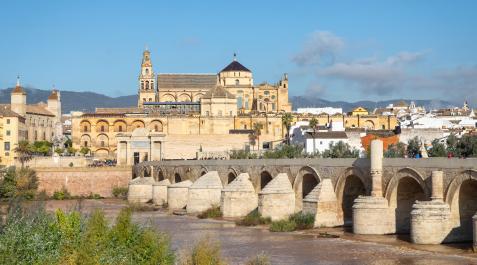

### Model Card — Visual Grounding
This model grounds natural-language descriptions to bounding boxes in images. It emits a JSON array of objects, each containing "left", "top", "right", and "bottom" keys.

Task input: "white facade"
[
  {"left": 305, "top": 132, "right": 348, "bottom": 154},
  {"left": 296, "top": 107, "right": 342, "bottom": 115}
]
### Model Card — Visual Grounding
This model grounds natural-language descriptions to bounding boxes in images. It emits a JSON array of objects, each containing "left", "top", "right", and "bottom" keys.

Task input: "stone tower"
[
  {"left": 11, "top": 76, "right": 26, "bottom": 117},
  {"left": 138, "top": 48, "right": 156, "bottom": 108},
  {"left": 47, "top": 88, "right": 62, "bottom": 120}
]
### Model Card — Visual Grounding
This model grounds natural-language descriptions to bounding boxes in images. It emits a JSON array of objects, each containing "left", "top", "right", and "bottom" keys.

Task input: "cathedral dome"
[{"left": 220, "top": 55, "right": 251, "bottom": 73}]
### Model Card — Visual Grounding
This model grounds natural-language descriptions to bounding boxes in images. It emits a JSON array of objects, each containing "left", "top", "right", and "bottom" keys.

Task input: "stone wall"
[
  {"left": 22, "top": 156, "right": 92, "bottom": 168},
  {"left": 36, "top": 166, "right": 132, "bottom": 197}
]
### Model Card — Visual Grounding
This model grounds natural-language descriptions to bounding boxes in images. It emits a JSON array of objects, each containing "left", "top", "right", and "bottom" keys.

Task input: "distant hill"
[
  {"left": 290, "top": 96, "right": 458, "bottom": 113},
  {"left": 0, "top": 87, "right": 458, "bottom": 113},
  {"left": 0, "top": 87, "right": 137, "bottom": 113}
]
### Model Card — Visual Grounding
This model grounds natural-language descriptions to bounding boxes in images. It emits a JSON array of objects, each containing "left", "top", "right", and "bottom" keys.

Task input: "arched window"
[
  {"left": 118, "top": 125, "right": 123, "bottom": 132},
  {"left": 235, "top": 79, "right": 239, "bottom": 86},
  {"left": 101, "top": 141, "right": 105, "bottom": 147},
  {"left": 145, "top": 81, "right": 149, "bottom": 89},
  {"left": 149, "top": 98, "right": 152, "bottom": 101},
  {"left": 141, "top": 82, "right": 144, "bottom": 90},
  {"left": 101, "top": 125, "right": 105, "bottom": 132},
  {"left": 83, "top": 125, "right": 88, "bottom": 132},
  {"left": 84, "top": 141, "right": 88, "bottom": 147},
  {"left": 237, "top": 96, "right": 243, "bottom": 108},
  {"left": 145, "top": 68, "right": 149, "bottom": 75},
  {"left": 154, "top": 125, "right": 158, "bottom": 131}
]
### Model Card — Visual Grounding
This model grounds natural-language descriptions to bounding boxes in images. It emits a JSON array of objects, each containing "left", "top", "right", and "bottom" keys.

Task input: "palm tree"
[
  {"left": 14, "top": 140, "right": 33, "bottom": 168},
  {"left": 309, "top": 117, "right": 319, "bottom": 155},
  {"left": 281, "top": 113, "right": 293, "bottom": 145},
  {"left": 252, "top": 122, "right": 264, "bottom": 152}
]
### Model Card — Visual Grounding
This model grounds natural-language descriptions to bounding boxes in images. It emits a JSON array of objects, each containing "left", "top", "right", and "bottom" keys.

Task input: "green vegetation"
[
  {"left": 0, "top": 167, "right": 38, "bottom": 200},
  {"left": 197, "top": 205, "right": 222, "bottom": 219},
  {"left": 406, "top": 136, "right": 421, "bottom": 158},
  {"left": 178, "top": 236, "right": 227, "bottom": 265},
  {"left": 52, "top": 187, "right": 72, "bottom": 200},
  {"left": 0, "top": 206, "right": 175, "bottom": 265},
  {"left": 269, "top": 212, "right": 315, "bottom": 232},
  {"left": 322, "top": 141, "right": 359, "bottom": 158},
  {"left": 13, "top": 140, "right": 33, "bottom": 168},
  {"left": 428, "top": 139, "right": 447, "bottom": 157},
  {"left": 269, "top": 219, "right": 296, "bottom": 232},
  {"left": 281, "top": 113, "right": 293, "bottom": 145},
  {"left": 263, "top": 144, "right": 304, "bottom": 159},
  {"left": 289, "top": 212, "right": 315, "bottom": 230},
  {"left": 384, "top": 142, "right": 406, "bottom": 158},
  {"left": 229, "top": 150, "right": 257, "bottom": 159},
  {"left": 245, "top": 252, "right": 271, "bottom": 265},
  {"left": 31, "top": 141, "right": 53, "bottom": 156},
  {"left": 236, "top": 209, "right": 271, "bottom": 226},
  {"left": 251, "top": 122, "right": 264, "bottom": 151},
  {"left": 112, "top": 187, "right": 128, "bottom": 199},
  {"left": 79, "top": 147, "right": 90, "bottom": 156}
]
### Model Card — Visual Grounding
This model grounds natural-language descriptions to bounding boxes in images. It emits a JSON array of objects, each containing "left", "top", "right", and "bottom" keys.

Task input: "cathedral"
[
  {"left": 136, "top": 49, "right": 291, "bottom": 113},
  {"left": 71, "top": 49, "right": 293, "bottom": 162}
]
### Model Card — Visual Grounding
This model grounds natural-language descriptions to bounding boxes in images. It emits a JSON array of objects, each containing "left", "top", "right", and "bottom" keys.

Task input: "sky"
[{"left": 0, "top": 0, "right": 476, "bottom": 104}]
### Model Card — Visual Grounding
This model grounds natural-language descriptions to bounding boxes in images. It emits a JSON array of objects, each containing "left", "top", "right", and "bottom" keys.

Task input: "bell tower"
[{"left": 138, "top": 47, "right": 156, "bottom": 108}]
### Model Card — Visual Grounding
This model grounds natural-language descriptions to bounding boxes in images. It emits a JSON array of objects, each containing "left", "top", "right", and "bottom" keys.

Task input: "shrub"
[
  {"left": 68, "top": 162, "right": 74, "bottom": 167},
  {"left": 245, "top": 252, "right": 271, "bottom": 265},
  {"left": 0, "top": 204, "right": 175, "bottom": 265},
  {"left": 86, "top": 193, "right": 102, "bottom": 199},
  {"left": 289, "top": 212, "right": 315, "bottom": 230},
  {"left": 112, "top": 187, "right": 128, "bottom": 199},
  {"left": 178, "top": 236, "right": 227, "bottom": 265},
  {"left": 52, "top": 187, "right": 72, "bottom": 200},
  {"left": 269, "top": 219, "right": 296, "bottom": 232},
  {"left": 236, "top": 209, "right": 271, "bottom": 226},
  {"left": 36, "top": 190, "right": 49, "bottom": 201},
  {"left": 229, "top": 150, "right": 257, "bottom": 159},
  {"left": 197, "top": 205, "right": 222, "bottom": 219},
  {"left": 0, "top": 167, "right": 38, "bottom": 200},
  {"left": 262, "top": 144, "right": 304, "bottom": 159}
]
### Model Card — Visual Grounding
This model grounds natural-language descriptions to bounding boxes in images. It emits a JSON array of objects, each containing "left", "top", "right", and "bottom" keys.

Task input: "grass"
[
  {"left": 177, "top": 236, "right": 228, "bottom": 265},
  {"left": 235, "top": 209, "right": 271, "bottom": 226},
  {"left": 289, "top": 212, "right": 315, "bottom": 230},
  {"left": 112, "top": 187, "right": 128, "bottom": 199},
  {"left": 245, "top": 252, "right": 271, "bottom": 265},
  {"left": 269, "top": 212, "right": 315, "bottom": 232},
  {"left": 269, "top": 219, "right": 297, "bottom": 232},
  {"left": 197, "top": 205, "right": 222, "bottom": 219},
  {"left": 129, "top": 202, "right": 158, "bottom": 212}
]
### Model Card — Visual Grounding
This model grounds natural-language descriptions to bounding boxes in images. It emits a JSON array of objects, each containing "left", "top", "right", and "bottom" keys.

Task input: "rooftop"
[{"left": 157, "top": 74, "right": 217, "bottom": 89}]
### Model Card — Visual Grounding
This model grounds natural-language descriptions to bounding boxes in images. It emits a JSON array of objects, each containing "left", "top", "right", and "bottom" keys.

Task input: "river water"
[{"left": 33, "top": 199, "right": 477, "bottom": 265}]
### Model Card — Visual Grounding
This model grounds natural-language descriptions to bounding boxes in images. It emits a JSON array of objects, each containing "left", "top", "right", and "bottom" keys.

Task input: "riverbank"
[{"left": 5, "top": 199, "right": 476, "bottom": 265}]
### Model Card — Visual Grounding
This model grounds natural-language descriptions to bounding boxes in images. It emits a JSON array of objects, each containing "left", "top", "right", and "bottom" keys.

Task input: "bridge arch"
[
  {"left": 260, "top": 170, "right": 273, "bottom": 191},
  {"left": 445, "top": 170, "right": 477, "bottom": 242},
  {"left": 293, "top": 166, "right": 321, "bottom": 211},
  {"left": 385, "top": 167, "right": 430, "bottom": 234},
  {"left": 335, "top": 167, "right": 368, "bottom": 226},
  {"left": 227, "top": 167, "right": 239, "bottom": 184}
]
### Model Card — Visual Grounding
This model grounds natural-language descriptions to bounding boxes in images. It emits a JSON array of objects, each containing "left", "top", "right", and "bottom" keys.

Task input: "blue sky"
[{"left": 1, "top": 0, "right": 476, "bottom": 103}]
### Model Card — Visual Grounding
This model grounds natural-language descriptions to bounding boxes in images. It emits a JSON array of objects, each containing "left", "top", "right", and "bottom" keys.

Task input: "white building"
[
  {"left": 296, "top": 107, "right": 342, "bottom": 115},
  {"left": 305, "top": 131, "right": 348, "bottom": 154}
]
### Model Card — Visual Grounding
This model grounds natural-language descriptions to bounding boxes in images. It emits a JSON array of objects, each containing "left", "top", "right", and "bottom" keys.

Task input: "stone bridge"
[{"left": 133, "top": 142, "right": 477, "bottom": 246}]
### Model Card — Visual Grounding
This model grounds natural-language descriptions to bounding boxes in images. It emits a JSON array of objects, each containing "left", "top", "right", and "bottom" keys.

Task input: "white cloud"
[{"left": 292, "top": 31, "right": 344, "bottom": 66}]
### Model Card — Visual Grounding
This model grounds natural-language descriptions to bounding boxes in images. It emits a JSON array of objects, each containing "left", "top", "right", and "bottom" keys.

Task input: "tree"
[
  {"left": 14, "top": 140, "right": 33, "bottom": 168},
  {"left": 407, "top": 137, "right": 421, "bottom": 158},
  {"left": 252, "top": 123, "right": 264, "bottom": 152},
  {"left": 322, "top": 141, "right": 359, "bottom": 158},
  {"left": 428, "top": 139, "right": 447, "bottom": 157},
  {"left": 446, "top": 133, "right": 458, "bottom": 156},
  {"left": 80, "top": 147, "right": 91, "bottom": 156},
  {"left": 384, "top": 142, "right": 406, "bottom": 158},
  {"left": 309, "top": 117, "right": 319, "bottom": 155},
  {"left": 67, "top": 147, "right": 77, "bottom": 156},
  {"left": 455, "top": 134, "right": 477, "bottom": 158},
  {"left": 281, "top": 113, "right": 293, "bottom": 145}
]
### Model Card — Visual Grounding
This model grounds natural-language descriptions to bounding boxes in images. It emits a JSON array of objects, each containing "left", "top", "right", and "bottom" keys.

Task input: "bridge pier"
[
  {"left": 127, "top": 177, "right": 154, "bottom": 203},
  {"left": 167, "top": 180, "right": 192, "bottom": 210},
  {"left": 221, "top": 173, "right": 258, "bottom": 218},
  {"left": 303, "top": 178, "right": 340, "bottom": 227},
  {"left": 259, "top": 173, "right": 295, "bottom": 221},
  {"left": 410, "top": 171, "right": 451, "bottom": 244},
  {"left": 353, "top": 140, "right": 393, "bottom": 235},
  {"left": 187, "top": 171, "right": 223, "bottom": 214},
  {"left": 152, "top": 179, "right": 170, "bottom": 206}
]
